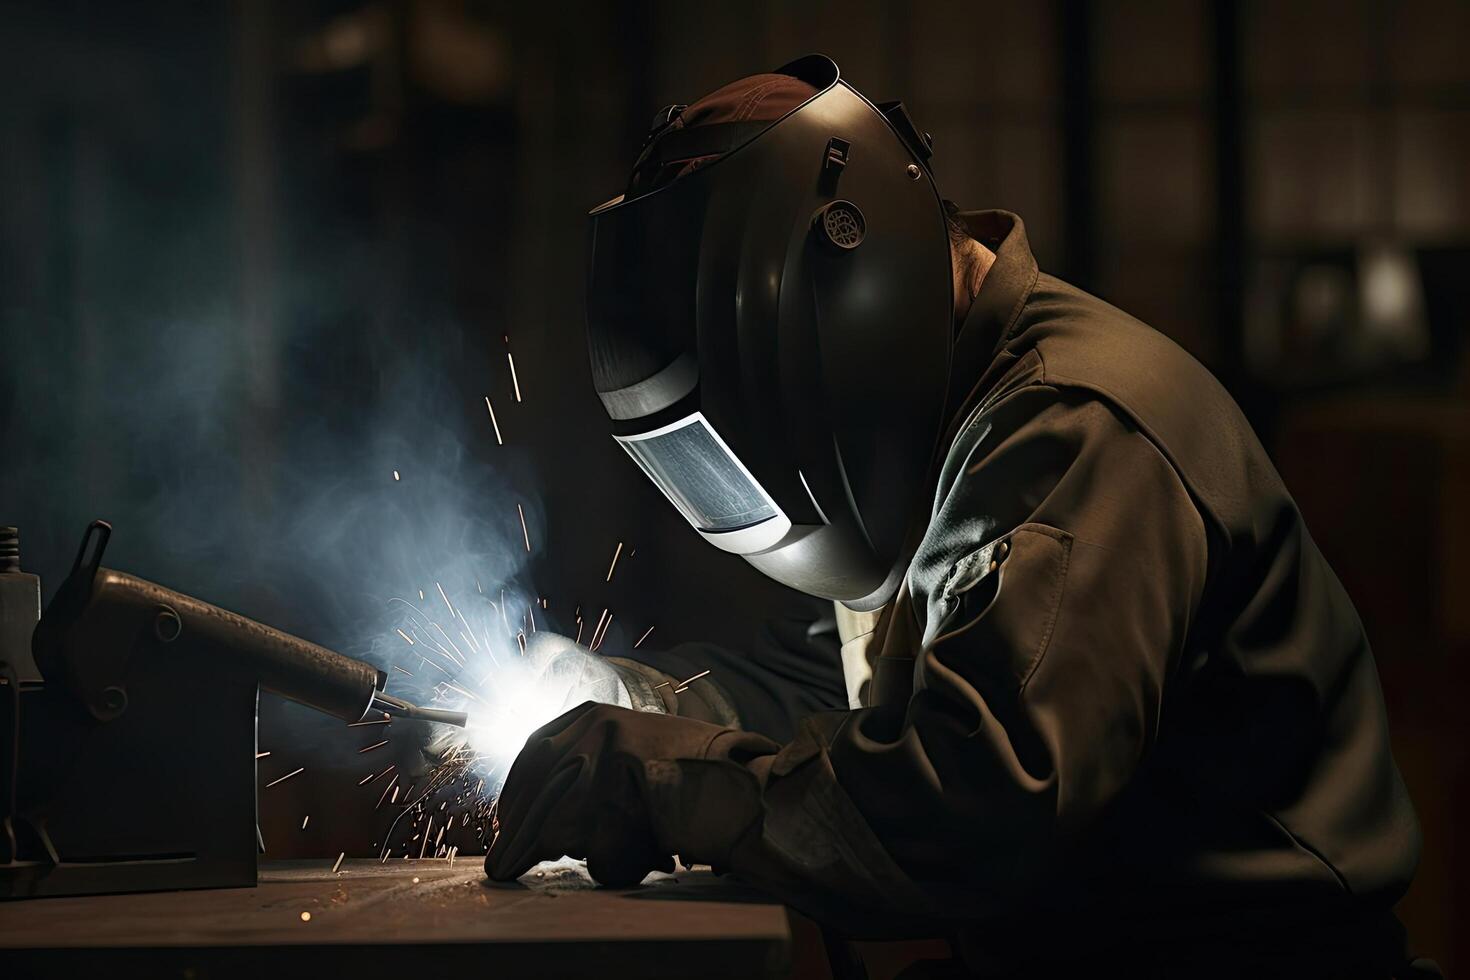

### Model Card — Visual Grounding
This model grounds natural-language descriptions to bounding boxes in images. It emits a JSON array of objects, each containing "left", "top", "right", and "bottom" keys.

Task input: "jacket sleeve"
[
  {"left": 606, "top": 598, "right": 849, "bottom": 742},
  {"left": 647, "top": 386, "right": 1210, "bottom": 917}
]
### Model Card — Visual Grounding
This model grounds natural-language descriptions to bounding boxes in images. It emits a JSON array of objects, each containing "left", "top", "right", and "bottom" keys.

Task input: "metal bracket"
[{"left": 824, "top": 136, "right": 851, "bottom": 171}]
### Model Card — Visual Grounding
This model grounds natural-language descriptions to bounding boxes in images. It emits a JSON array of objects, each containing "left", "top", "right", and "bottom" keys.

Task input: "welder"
[{"left": 487, "top": 56, "right": 1430, "bottom": 977}]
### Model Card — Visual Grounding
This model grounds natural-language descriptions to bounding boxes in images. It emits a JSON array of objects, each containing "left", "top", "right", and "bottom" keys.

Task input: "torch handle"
[{"left": 35, "top": 565, "right": 383, "bottom": 724}]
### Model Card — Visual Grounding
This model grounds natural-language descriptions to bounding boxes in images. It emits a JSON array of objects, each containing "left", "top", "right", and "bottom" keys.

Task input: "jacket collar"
[
  {"left": 882, "top": 211, "right": 1042, "bottom": 613},
  {"left": 944, "top": 209, "right": 1040, "bottom": 429}
]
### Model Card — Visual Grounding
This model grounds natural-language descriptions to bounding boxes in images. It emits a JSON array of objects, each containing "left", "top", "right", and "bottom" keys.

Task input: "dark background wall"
[{"left": 2, "top": 0, "right": 1466, "bottom": 968}]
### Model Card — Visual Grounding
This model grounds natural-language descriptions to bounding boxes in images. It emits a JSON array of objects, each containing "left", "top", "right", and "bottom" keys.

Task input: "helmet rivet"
[{"left": 905, "top": 164, "right": 922, "bottom": 180}]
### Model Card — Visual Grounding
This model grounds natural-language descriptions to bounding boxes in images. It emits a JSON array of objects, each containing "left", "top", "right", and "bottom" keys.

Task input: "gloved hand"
[
  {"left": 485, "top": 701, "right": 777, "bottom": 886},
  {"left": 521, "top": 632, "right": 635, "bottom": 710},
  {"left": 603, "top": 655, "right": 740, "bottom": 726},
  {"left": 524, "top": 629, "right": 740, "bottom": 726}
]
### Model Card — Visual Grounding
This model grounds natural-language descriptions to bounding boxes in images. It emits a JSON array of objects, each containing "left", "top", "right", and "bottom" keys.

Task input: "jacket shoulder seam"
[{"left": 1036, "top": 360, "right": 1231, "bottom": 549}]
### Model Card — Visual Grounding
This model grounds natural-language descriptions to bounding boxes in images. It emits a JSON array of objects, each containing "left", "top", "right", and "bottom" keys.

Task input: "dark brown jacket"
[{"left": 655, "top": 210, "right": 1420, "bottom": 973}]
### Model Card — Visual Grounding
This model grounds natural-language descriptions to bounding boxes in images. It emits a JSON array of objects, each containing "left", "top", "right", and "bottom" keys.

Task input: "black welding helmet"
[{"left": 586, "top": 55, "right": 953, "bottom": 610}]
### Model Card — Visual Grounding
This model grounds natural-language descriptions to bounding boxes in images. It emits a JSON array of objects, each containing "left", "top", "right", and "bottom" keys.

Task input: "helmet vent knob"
[{"left": 815, "top": 201, "right": 866, "bottom": 250}]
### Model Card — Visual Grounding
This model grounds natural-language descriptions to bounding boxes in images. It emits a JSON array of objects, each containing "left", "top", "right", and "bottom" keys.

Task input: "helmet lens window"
[{"left": 615, "top": 412, "right": 781, "bottom": 533}]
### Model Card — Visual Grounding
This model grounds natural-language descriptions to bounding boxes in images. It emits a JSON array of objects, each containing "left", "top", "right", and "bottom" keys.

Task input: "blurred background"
[{"left": 1, "top": 0, "right": 1466, "bottom": 968}]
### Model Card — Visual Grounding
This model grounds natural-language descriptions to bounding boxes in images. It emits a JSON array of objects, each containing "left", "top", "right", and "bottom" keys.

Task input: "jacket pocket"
[{"left": 930, "top": 522, "right": 1074, "bottom": 693}]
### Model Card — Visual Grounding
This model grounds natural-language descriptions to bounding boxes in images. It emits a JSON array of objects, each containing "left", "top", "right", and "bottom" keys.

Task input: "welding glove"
[
  {"left": 522, "top": 632, "right": 634, "bottom": 710},
  {"left": 603, "top": 656, "right": 740, "bottom": 726},
  {"left": 486, "top": 701, "right": 776, "bottom": 887},
  {"left": 522, "top": 631, "right": 739, "bottom": 726}
]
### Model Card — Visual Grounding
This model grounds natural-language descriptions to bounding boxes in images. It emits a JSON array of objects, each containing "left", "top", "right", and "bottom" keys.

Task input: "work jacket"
[{"left": 653, "top": 210, "right": 1422, "bottom": 976}]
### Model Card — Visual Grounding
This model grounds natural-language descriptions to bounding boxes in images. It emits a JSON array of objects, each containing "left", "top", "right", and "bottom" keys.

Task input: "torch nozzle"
[{"left": 370, "top": 690, "right": 469, "bottom": 728}]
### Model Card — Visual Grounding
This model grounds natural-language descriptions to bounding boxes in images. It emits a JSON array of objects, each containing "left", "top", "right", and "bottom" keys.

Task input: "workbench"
[{"left": 0, "top": 858, "right": 796, "bottom": 979}]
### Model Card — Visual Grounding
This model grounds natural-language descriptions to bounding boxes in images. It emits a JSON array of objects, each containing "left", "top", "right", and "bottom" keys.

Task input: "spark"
[
  {"left": 368, "top": 577, "right": 648, "bottom": 864},
  {"left": 517, "top": 504, "right": 531, "bottom": 552},
  {"left": 376, "top": 774, "right": 399, "bottom": 809},
  {"left": 673, "top": 669, "right": 711, "bottom": 694},
  {"left": 393, "top": 470, "right": 400, "bottom": 482},
  {"left": 348, "top": 717, "right": 391, "bottom": 727},
  {"left": 483, "top": 395, "right": 504, "bottom": 445},
  {"left": 332, "top": 852, "right": 345, "bottom": 874},
  {"left": 590, "top": 609, "right": 613, "bottom": 652},
  {"left": 634, "top": 625, "right": 655, "bottom": 649},
  {"left": 392, "top": 664, "right": 414, "bottom": 676},
  {"left": 301, "top": 815, "right": 310, "bottom": 830},
  {"left": 428, "top": 622, "right": 468, "bottom": 666},
  {"left": 266, "top": 767, "right": 304, "bottom": 788},
  {"left": 419, "top": 656, "right": 453, "bottom": 678},
  {"left": 454, "top": 605, "right": 484, "bottom": 649},
  {"left": 256, "top": 751, "right": 271, "bottom": 759},
  {"left": 507, "top": 352, "right": 522, "bottom": 402},
  {"left": 436, "top": 581, "right": 457, "bottom": 621},
  {"left": 359, "top": 740, "right": 389, "bottom": 754},
  {"left": 300, "top": 911, "right": 312, "bottom": 922},
  {"left": 390, "top": 598, "right": 465, "bottom": 663}
]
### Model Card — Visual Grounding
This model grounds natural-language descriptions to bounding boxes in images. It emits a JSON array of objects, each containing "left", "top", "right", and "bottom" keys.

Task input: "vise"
[{"left": 0, "top": 520, "right": 465, "bottom": 899}]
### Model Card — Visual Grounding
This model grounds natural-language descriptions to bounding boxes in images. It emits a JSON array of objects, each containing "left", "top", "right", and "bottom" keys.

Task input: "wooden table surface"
[{"left": 0, "top": 858, "right": 794, "bottom": 979}]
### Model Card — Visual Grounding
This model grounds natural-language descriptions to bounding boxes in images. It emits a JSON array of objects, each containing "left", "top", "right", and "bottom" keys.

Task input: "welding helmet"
[{"left": 586, "top": 55, "right": 952, "bottom": 610}]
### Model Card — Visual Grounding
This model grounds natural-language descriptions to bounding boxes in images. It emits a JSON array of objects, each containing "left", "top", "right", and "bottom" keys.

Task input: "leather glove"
[
  {"left": 521, "top": 632, "right": 634, "bottom": 710},
  {"left": 603, "top": 656, "right": 740, "bottom": 726},
  {"left": 485, "top": 701, "right": 777, "bottom": 886},
  {"left": 523, "top": 630, "right": 740, "bottom": 726}
]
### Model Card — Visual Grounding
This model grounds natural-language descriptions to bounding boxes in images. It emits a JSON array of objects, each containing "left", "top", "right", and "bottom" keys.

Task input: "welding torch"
[{"left": 31, "top": 521, "right": 467, "bottom": 728}]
